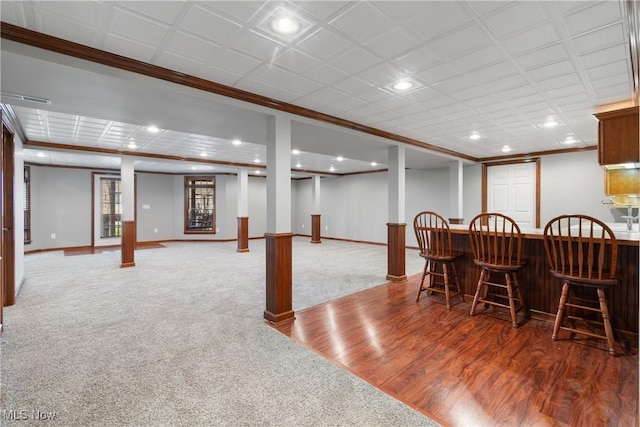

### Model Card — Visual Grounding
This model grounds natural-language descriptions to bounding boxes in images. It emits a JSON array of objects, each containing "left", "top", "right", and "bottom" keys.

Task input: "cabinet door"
[{"left": 596, "top": 107, "right": 639, "bottom": 165}]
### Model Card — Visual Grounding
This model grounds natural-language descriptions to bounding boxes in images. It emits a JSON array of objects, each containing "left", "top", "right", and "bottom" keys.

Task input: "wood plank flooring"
[{"left": 271, "top": 274, "right": 638, "bottom": 427}]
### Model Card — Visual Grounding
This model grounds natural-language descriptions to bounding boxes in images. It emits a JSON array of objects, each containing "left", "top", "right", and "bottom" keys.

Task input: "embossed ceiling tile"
[
  {"left": 465, "top": 61, "right": 520, "bottom": 85},
  {"left": 527, "top": 59, "right": 576, "bottom": 82},
  {"left": 500, "top": 23, "right": 560, "bottom": 55},
  {"left": 536, "top": 73, "right": 582, "bottom": 91},
  {"left": 427, "top": 23, "right": 492, "bottom": 60},
  {"left": 108, "top": 6, "right": 170, "bottom": 46},
  {"left": 305, "top": 64, "right": 350, "bottom": 85},
  {"left": 579, "top": 44, "right": 628, "bottom": 69},
  {"left": 327, "top": 2, "right": 394, "bottom": 43},
  {"left": 416, "top": 63, "right": 462, "bottom": 85},
  {"left": 283, "top": 76, "right": 324, "bottom": 98},
  {"left": 467, "top": 1, "right": 515, "bottom": 17},
  {"left": 394, "top": 47, "right": 443, "bottom": 74},
  {"left": 355, "top": 86, "right": 391, "bottom": 103},
  {"left": 514, "top": 43, "right": 569, "bottom": 70},
  {"left": 356, "top": 62, "right": 407, "bottom": 88},
  {"left": 181, "top": 4, "right": 242, "bottom": 45},
  {"left": 230, "top": 30, "right": 285, "bottom": 61},
  {"left": 272, "top": 48, "right": 322, "bottom": 74},
  {"left": 590, "top": 73, "right": 630, "bottom": 90},
  {"left": 482, "top": 1, "right": 548, "bottom": 39},
  {"left": 195, "top": 1, "right": 265, "bottom": 23},
  {"left": 296, "top": 28, "right": 353, "bottom": 61},
  {"left": 571, "top": 23, "right": 626, "bottom": 55},
  {"left": 363, "top": 27, "right": 421, "bottom": 59},
  {"left": 202, "top": 65, "right": 243, "bottom": 87},
  {"left": 450, "top": 45, "right": 506, "bottom": 74},
  {"left": 330, "top": 46, "right": 381, "bottom": 75},
  {"left": 404, "top": 1, "right": 472, "bottom": 42},
  {"left": 0, "top": 2, "right": 26, "bottom": 26},
  {"left": 585, "top": 59, "right": 630, "bottom": 80},
  {"left": 206, "top": 46, "right": 262, "bottom": 75},
  {"left": 36, "top": 14, "right": 97, "bottom": 47},
  {"left": 329, "top": 96, "right": 369, "bottom": 113},
  {"left": 116, "top": 1, "right": 185, "bottom": 25},
  {"left": 564, "top": 1, "right": 623, "bottom": 37},
  {"left": 300, "top": 86, "right": 350, "bottom": 105},
  {"left": 164, "top": 31, "right": 215, "bottom": 64},
  {"left": 332, "top": 76, "right": 374, "bottom": 95},
  {"left": 593, "top": 83, "right": 633, "bottom": 101}
]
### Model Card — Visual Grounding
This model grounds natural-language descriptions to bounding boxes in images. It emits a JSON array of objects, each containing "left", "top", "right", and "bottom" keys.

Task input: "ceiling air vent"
[{"left": 0, "top": 91, "right": 51, "bottom": 105}]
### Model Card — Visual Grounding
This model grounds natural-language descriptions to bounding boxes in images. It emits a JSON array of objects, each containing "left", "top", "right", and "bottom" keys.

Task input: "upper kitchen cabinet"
[{"left": 594, "top": 106, "right": 639, "bottom": 166}]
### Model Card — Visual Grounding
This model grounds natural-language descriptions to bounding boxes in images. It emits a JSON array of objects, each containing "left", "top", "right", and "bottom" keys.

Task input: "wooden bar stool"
[
  {"left": 468, "top": 213, "right": 528, "bottom": 327},
  {"left": 543, "top": 215, "right": 619, "bottom": 354},
  {"left": 413, "top": 211, "right": 464, "bottom": 310}
]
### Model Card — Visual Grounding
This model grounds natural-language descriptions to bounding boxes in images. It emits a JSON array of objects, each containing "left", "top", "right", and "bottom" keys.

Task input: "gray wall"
[{"left": 27, "top": 149, "right": 613, "bottom": 251}]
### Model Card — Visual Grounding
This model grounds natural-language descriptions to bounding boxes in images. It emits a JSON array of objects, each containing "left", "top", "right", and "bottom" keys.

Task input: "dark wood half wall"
[
  {"left": 120, "top": 220, "right": 136, "bottom": 268},
  {"left": 311, "top": 214, "right": 321, "bottom": 244},
  {"left": 237, "top": 217, "right": 249, "bottom": 253},
  {"left": 386, "top": 223, "right": 407, "bottom": 282}
]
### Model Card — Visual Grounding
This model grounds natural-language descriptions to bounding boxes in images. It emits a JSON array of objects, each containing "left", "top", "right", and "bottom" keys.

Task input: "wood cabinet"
[{"left": 595, "top": 106, "right": 639, "bottom": 165}]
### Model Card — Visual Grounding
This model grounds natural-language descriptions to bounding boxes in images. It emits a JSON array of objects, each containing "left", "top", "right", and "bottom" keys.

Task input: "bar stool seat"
[
  {"left": 543, "top": 214, "right": 620, "bottom": 354},
  {"left": 413, "top": 211, "right": 464, "bottom": 310},
  {"left": 468, "top": 212, "right": 528, "bottom": 327}
]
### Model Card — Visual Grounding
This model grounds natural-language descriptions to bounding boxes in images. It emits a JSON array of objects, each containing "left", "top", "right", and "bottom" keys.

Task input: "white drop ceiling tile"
[
  {"left": 330, "top": 47, "right": 382, "bottom": 75},
  {"left": 579, "top": 44, "right": 628, "bottom": 69},
  {"left": 394, "top": 47, "right": 444, "bottom": 73},
  {"left": 564, "top": 2, "right": 622, "bottom": 37},
  {"left": 203, "top": 65, "right": 243, "bottom": 87},
  {"left": 296, "top": 28, "right": 353, "bottom": 61},
  {"left": 356, "top": 62, "right": 407, "bottom": 87},
  {"left": 305, "top": 64, "right": 350, "bottom": 85},
  {"left": 426, "top": 23, "right": 492, "bottom": 60},
  {"left": 332, "top": 76, "right": 374, "bottom": 95},
  {"left": 590, "top": 72, "right": 630, "bottom": 90},
  {"left": 108, "top": 7, "right": 170, "bottom": 46},
  {"left": 466, "top": 61, "right": 520, "bottom": 85},
  {"left": 514, "top": 43, "right": 569, "bottom": 70},
  {"left": 289, "top": 1, "right": 351, "bottom": 21},
  {"left": 450, "top": 45, "right": 506, "bottom": 73},
  {"left": 355, "top": 86, "right": 392, "bottom": 104},
  {"left": 435, "top": 75, "right": 477, "bottom": 95},
  {"left": 207, "top": 46, "right": 262, "bottom": 75},
  {"left": 164, "top": 31, "right": 216, "bottom": 64},
  {"left": 181, "top": 4, "right": 242, "bottom": 45},
  {"left": 500, "top": 24, "right": 560, "bottom": 56},
  {"left": 527, "top": 60, "right": 576, "bottom": 82},
  {"left": 545, "top": 83, "right": 588, "bottom": 100},
  {"left": 585, "top": 59, "right": 630, "bottom": 80},
  {"left": 536, "top": 73, "right": 582, "bottom": 91},
  {"left": 0, "top": 2, "right": 26, "bottom": 26},
  {"left": 571, "top": 23, "right": 626, "bottom": 55},
  {"left": 283, "top": 76, "right": 324, "bottom": 98},
  {"left": 272, "top": 48, "right": 322, "bottom": 74},
  {"left": 328, "top": 2, "right": 394, "bottom": 43},
  {"left": 330, "top": 96, "right": 369, "bottom": 113},
  {"left": 551, "top": 93, "right": 590, "bottom": 107},
  {"left": 246, "top": 64, "right": 298, "bottom": 88},
  {"left": 299, "top": 86, "right": 349, "bottom": 105},
  {"left": 371, "top": 1, "right": 434, "bottom": 22},
  {"left": 103, "top": 33, "right": 157, "bottom": 62},
  {"left": 416, "top": 63, "right": 461, "bottom": 85},
  {"left": 404, "top": 1, "right": 472, "bottom": 42},
  {"left": 594, "top": 83, "right": 633, "bottom": 100},
  {"left": 363, "top": 26, "right": 421, "bottom": 59},
  {"left": 199, "top": 1, "right": 264, "bottom": 23},
  {"left": 230, "top": 30, "right": 285, "bottom": 61},
  {"left": 483, "top": 1, "right": 548, "bottom": 39}
]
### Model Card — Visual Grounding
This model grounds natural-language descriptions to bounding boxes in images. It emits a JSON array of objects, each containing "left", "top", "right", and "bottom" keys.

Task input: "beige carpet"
[{"left": 1, "top": 238, "right": 438, "bottom": 426}]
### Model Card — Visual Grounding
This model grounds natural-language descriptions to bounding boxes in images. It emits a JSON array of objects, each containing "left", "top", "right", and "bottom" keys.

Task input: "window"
[
  {"left": 24, "top": 166, "right": 31, "bottom": 244},
  {"left": 101, "top": 177, "right": 122, "bottom": 238},
  {"left": 184, "top": 176, "right": 215, "bottom": 233}
]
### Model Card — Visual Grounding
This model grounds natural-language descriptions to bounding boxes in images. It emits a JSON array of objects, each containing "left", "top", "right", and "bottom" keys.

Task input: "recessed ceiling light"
[
  {"left": 329, "top": 165, "right": 335, "bottom": 172},
  {"left": 147, "top": 125, "right": 160, "bottom": 133},
  {"left": 296, "top": 162, "right": 302, "bottom": 168},
  {"left": 254, "top": 170, "right": 261, "bottom": 174},
  {"left": 232, "top": 139, "right": 242, "bottom": 146},
  {"left": 392, "top": 80, "right": 413, "bottom": 91},
  {"left": 371, "top": 162, "right": 378, "bottom": 167},
  {"left": 127, "top": 143, "right": 138, "bottom": 149},
  {"left": 36, "top": 152, "right": 47, "bottom": 158},
  {"left": 543, "top": 120, "right": 559, "bottom": 128},
  {"left": 501, "top": 145, "right": 512, "bottom": 153},
  {"left": 563, "top": 136, "right": 577, "bottom": 144},
  {"left": 336, "top": 156, "right": 344, "bottom": 161},
  {"left": 272, "top": 15, "right": 299, "bottom": 34},
  {"left": 191, "top": 166, "right": 197, "bottom": 170},
  {"left": 469, "top": 132, "right": 481, "bottom": 140},
  {"left": 254, "top": 158, "right": 261, "bottom": 163},
  {"left": 200, "top": 151, "right": 208, "bottom": 157},
  {"left": 292, "top": 149, "right": 300, "bottom": 155}
]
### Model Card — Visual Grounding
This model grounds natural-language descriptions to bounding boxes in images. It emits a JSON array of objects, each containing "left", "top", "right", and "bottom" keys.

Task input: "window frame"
[
  {"left": 23, "top": 165, "right": 31, "bottom": 244},
  {"left": 100, "top": 176, "right": 122, "bottom": 238},
  {"left": 183, "top": 176, "right": 216, "bottom": 234}
]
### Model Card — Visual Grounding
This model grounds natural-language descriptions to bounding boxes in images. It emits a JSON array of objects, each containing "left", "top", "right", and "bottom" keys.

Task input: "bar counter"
[{"left": 446, "top": 224, "right": 639, "bottom": 335}]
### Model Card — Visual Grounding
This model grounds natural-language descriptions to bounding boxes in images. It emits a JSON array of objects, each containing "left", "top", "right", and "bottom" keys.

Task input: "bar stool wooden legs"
[
  {"left": 417, "top": 256, "right": 463, "bottom": 310},
  {"left": 544, "top": 215, "right": 619, "bottom": 355}
]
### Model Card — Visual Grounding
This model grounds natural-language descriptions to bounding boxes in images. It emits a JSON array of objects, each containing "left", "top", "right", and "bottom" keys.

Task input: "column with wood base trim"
[
  {"left": 237, "top": 217, "right": 249, "bottom": 252},
  {"left": 120, "top": 220, "right": 136, "bottom": 268},
  {"left": 386, "top": 223, "right": 407, "bottom": 282},
  {"left": 264, "top": 232, "right": 294, "bottom": 323},
  {"left": 311, "top": 214, "right": 321, "bottom": 244}
]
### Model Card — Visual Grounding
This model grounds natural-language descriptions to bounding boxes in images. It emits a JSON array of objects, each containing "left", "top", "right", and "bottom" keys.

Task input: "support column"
[
  {"left": 449, "top": 160, "right": 464, "bottom": 225},
  {"left": 237, "top": 169, "right": 249, "bottom": 252},
  {"left": 311, "top": 175, "right": 321, "bottom": 243},
  {"left": 120, "top": 157, "right": 135, "bottom": 268},
  {"left": 387, "top": 146, "right": 407, "bottom": 282},
  {"left": 264, "top": 115, "right": 294, "bottom": 323}
]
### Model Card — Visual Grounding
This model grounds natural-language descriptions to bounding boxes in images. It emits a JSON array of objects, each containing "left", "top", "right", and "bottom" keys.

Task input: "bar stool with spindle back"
[
  {"left": 413, "top": 211, "right": 464, "bottom": 310},
  {"left": 468, "top": 212, "right": 528, "bottom": 327},
  {"left": 543, "top": 214, "right": 619, "bottom": 355}
]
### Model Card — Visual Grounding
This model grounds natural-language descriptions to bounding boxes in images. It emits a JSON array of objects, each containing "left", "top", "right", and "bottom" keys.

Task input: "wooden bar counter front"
[{"left": 447, "top": 225, "right": 639, "bottom": 335}]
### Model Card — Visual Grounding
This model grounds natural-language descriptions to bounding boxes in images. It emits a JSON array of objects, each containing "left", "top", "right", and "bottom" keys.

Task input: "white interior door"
[{"left": 487, "top": 162, "right": 536, "bottom": 229}]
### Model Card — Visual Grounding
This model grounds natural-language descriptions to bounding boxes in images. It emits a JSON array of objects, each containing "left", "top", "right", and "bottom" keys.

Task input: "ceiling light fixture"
[
  {"left": 392, "top": 80, "right": 413, "bottom": 91},
  {"left": 469, "top": 132, "right": 481, "bottom": 140},
  {"left": 336, "top": 156, "right": 344, "bottom": 161},
  {"left": 292, "top": 149, "right": 300, "bottom": 155},
  {"left": 501, "top": 145, "right": 512, "bottom": 153},
  {"left": 232, "top": 139, "right": 242, "bottom": 146},
  {"left": 371, "top": 162, "right": 378, "bottom": 167},
  {"left": 543, "top": 120, "right": 559, "bottom": 128},
  {"left": 272, "top": 15, "right": 299, "bottom": 35},
  {"left": 147, "top": 125, "right": 160, "bottom": 133},
  {"left": 36, "top": 152, "right": 47, "bottom": 158},
  {"left": 200, "top": 152, "right": 208, "bottom": 157},
  {"left": 563, "top": 136, "right": 577, "bottom": 144},
  {"left": 254, "top": 158, "right": 261, "bottom": 163},
  {"left": 296, "top": 162, "right": 302, "bottom": 168},
  {"left": 329, "top": 165, "right": 335, "bottom": 172},
  {"left": 127, "top": 143, "right": 138, "bottom": 149}
]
